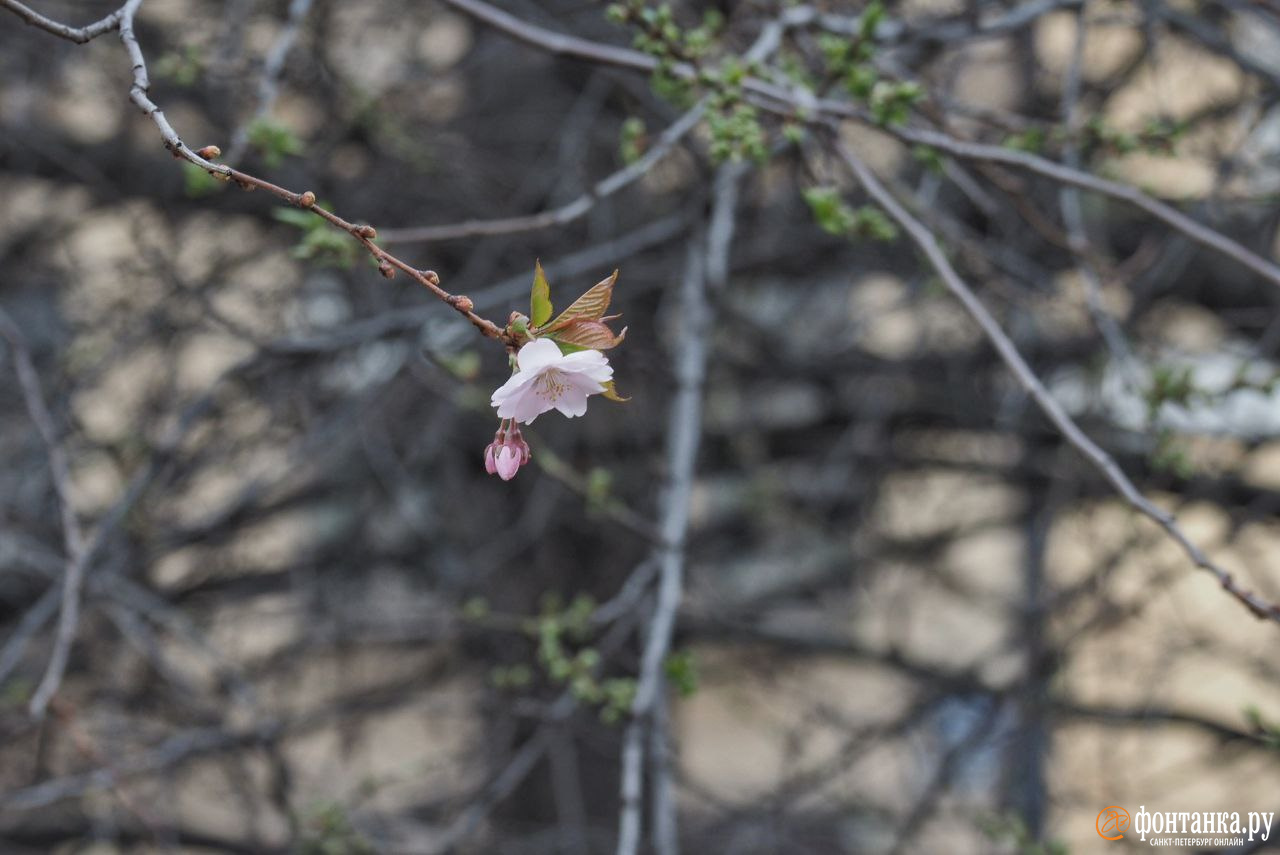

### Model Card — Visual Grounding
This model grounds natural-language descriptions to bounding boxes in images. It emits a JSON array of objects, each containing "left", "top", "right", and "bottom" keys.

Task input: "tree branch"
[
  {"left": 832, "top": 136, "right": 1280, "bottom": 625},
  {"left": 223, "top": 0, "right": 314, "bottom": 165},
  {"left": 380, "top": 101, "right": 707, "bottom": 244},
  {"left": 0, "top": 308, "right": 90, "bottom": 718},
  {"left": 0, "top": 0, "right": 127, "bottom": 43},
  {"left": 435, "top": 0, "right": 1280, "bottom": 294},
  {"left": 617, "top": 165, "right": 738, "bottom": 855},
  {"left": 2, "top": 0, "right": 508, "bottom": 342}
]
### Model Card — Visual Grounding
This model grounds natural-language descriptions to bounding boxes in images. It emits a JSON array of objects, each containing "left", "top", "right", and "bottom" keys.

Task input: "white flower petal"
[
  {"left": 553, "top": 384, "right": 591, "bottom": 418},
  {"left": 559, "top": 349, "right": 608, "bottom": 367},
  {"left": 516, "top": 338, "right": 563, "bottom": 373},
  {"left": 491, "top": 370, "right": 540, "bottom": 409},
  {"left": 559, "top": 350, "right": 613, "bottom": 383},
  {"left": 567, "top": 372, "right": 606, "bottom": 395},
  {"left": 512, "top": 385, "right": 554, "bottom": 423}
]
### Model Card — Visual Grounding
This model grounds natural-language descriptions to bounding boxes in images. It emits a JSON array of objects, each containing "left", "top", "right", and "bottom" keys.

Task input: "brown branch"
[
  {"left": 1, "top": 0, "right": 508, "bottom": 343},
  {"left": 210, "top": 169, "right": 504, "bottom": 338}
]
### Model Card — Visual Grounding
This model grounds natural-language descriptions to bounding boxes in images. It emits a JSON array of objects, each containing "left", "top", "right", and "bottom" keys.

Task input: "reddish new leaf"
[
  {"left": 547, "top": 319, "right": 627, "bottom": 350},
  {"left": 543, "top": 270, "right": 618, "bottom": 331}
]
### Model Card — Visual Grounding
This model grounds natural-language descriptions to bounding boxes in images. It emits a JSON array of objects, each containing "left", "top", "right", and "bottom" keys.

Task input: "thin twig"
[
  {"left": 435, "top": 0, "right": 1280, "bottom": 293},
  {"left": 2, "top": 0, "right": 508, "bottom": 342},
  {"left": 224, "top": 0, "right": 314, "bottom": 164},
  {"left": 832, "top": 136, "right": 1280, "bottom": 624},
  {"left": 440, "top": 0, "right": 657, "bottom": 73},
  {"left": 0, "top": 0, "right": 126, "bottom": 42},
  {"left": 0, "top": 310, "right": 84, "bottom": 587},
  {"left": 2, "top": 722, "right": 283, "bottom": 811},
  {"left": 0, "top": 587, "right": 59, "bottom": 686},
  {"left": 883, "top": 123, "right": 1280, "bottom": 292},
  {"left": 211, "top": 165, "right": 504, "bottom": 338},
  {"left": 381, "top": 101, "right": 707, "bottom": 244},
  {"left": 1057, "top": 6, "right": 1138, "bottom": 376},
  {"left": 0, "top": 308, "right": 90, "bottom": 718}
]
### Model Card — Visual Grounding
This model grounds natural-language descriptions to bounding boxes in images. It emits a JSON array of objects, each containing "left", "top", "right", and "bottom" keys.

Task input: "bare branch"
[
  {"left": 380, "top": 101, "right": 707, "bottom": 244},
  {"left": 884, "top": 123, "right": 1280, "bottom": 292},
  {"left": 0, "top": 0, "right": 126, "bottom": 43},
  {"left": 832, "top": 136, "right": 1280, "bottom": 625},
  {"left": 440, "top": 0, "right": 657, "bottom": 73},
  {"left": 223, "top": 0, "right": 315, "bottom": 165},
  {"left": 0, "top": 308, "right": 90, "bottom": 718},
  {"left": 6, "top": 0, "right": 508, "bottom": 341},
  {"left": 437, "top": 0, "right": 1280, "bottom": 293},
  {"left": 617, "top": 165, "right": 740, "bottom": 855},
  {"left": 1058, "top": 8, "right": 1137, "bottom": 375},
  {"left": 2, "top": 722, "right": 282, "bottom": 811}
]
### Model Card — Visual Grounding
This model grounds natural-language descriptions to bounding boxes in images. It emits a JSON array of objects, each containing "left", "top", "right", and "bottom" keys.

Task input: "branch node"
[{"left": 298, "top": 190, "right": 316, "bottom": 208}]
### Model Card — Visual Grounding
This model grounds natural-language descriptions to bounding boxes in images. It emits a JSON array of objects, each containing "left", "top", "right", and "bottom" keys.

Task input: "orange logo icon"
[{"left": 1097, "top": 806, "right": 1130, "bottom": 840}]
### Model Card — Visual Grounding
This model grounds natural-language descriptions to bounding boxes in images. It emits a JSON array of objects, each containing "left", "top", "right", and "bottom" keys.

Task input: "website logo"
[
  {"left": 1097, "top": 806, "right": 1130, "bottom": 841},
  {"left": 1095, "top": 805, "right": 1274, "bottom": 846}
]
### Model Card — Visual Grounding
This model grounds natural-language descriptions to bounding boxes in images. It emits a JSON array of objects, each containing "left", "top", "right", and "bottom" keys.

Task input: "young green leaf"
[
  {"left": 530, "top": 260, "right": 553, "bottom": 328},
  {"left": 247, "top": 117, "right": 303, "bottom": 168},
  {"left": 544, "top": 270, "right": 619, "bottom": 331}
]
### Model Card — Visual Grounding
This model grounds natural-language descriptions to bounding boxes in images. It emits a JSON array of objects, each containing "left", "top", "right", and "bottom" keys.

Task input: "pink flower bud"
[
  {"left": 495, "top": 445, "right": 521, "bottom": 481},
  {"left": 484, "top": 442, "right": 499, "bottom": 475}
]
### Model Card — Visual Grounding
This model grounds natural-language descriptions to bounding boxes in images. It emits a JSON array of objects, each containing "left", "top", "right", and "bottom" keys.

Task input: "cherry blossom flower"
[{"left": 491, "top": 338, "right": 613, "bottom": 424}]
